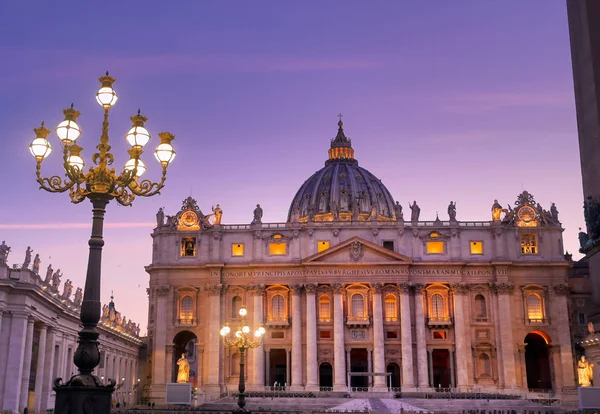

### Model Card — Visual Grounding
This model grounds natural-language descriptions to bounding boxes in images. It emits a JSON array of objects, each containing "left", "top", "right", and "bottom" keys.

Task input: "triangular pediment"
[{"left": 303, "top": 236, "right": 412, "bottom": 264}]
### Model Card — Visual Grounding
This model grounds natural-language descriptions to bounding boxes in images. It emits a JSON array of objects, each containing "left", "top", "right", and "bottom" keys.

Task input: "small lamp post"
[
  {"left": 220, "top": 306, "right": 265, "bottom": 412},
  {"left": 29, "top": 73, "right": 176, "bottom": 414}
]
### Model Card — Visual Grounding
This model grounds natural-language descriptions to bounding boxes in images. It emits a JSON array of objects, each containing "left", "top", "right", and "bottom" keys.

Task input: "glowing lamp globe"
[
  {"left": 30, "top": 137, "right": 52, "bottom": 160},
  {"left": 154, "top": 143, "right": 176, "bottom": 166},
  {"left": 222, "top": 325, "right": 230, "bottom": 335},
  {"left": 239, "top": 307, "right": 248, "bottom": 317},
  {"left": 220, "top": 328, "right": 227, "bottom": 336},
  {"left": 242, "top": 325, "right": 250, "bottom": 334},
  {"left": 258, "top": 326, "right": 266, "bottom": 335},
  {"left": 56, "top": 119, "right": 81, "bottom": 144},
  {"left": 126, "top": 125, "right": 150, "bottom": 148},
  {"left": 124, "top": 158, "right": 147, "bottom": 177},
  {"left": 235, "top": 330, "right": 242, "bottom": 338},
  {"left": 254, "top": 330, "right": 262, "bottom": 337},
  {"left": 96, "top": 87, "right": 118, "bottom": 109},
  {"left": 67, "top": 155, "right": 85, "bottom": 171}
]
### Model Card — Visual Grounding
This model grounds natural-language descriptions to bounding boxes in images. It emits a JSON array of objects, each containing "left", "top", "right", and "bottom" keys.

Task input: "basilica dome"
[{"left": 287, "top": 121, "right": 398, "bottom": 223}]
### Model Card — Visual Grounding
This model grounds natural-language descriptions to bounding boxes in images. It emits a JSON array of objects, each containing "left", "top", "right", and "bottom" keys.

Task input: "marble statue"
[
  {"left": 102, "top": 304, "right": 110, "bottom": 319},
  {"left": 44, "top": 264, "right": 53, "bottom": 284},
  {"left": 212, "top": 204, "right": 223, "bottom": 225},
  {"left": 578, "top": 356, "right": 594, "bottom": 387},
  {"left": 22, "top": 246, "right": 32, "bottom": 269},
  {"left": 62, "top": 279, "right": 73, "bottom": 299},
  {"left": 252, "top": 204, "right": 263, "bottom": 224},
  {"left": 0, "top": 241, "right": 11, "bottom": 265},
  {"left": 368, "top": 204, "right": 378, "bottom": 221},
  {"left": 156, "top": 207, "right": 165, "bottom": 227},
  {"left": 74, "top": 287, "right": 83, "bottom": 306},
  {"left": 332, "top": 200, "right": 340, "bottom": 220},
  {"left": 165, "top": 215, "right": 177, "bottom": 230},
  {"left": 32, "top": 254, "right": 41, "bottom": 274},
  {"left": 409, "top": 201, "right": 421, "bottom": 222},
  {"left": 491, "top": 199, "right": 503, "bottom": 221},
  {"left": 448, "top": 201, "right": 457, "bottom": 221},
  {"left": 176, "top": 353, "right": 190, "bottom": 383},
  {"left": 589, "top": 321, "right": 595, "bottom": 334},
  {"left": 394, "top": 201, "right": 403, "bottom": 221},
  {"left": 536, "top": 203, "right": 544, "bottom": 218},
  {"left": 52, "top": 269, "right": 62, "bottom": 290},
  {"left": 550, "top": 203, "right": 559, "bottom": 223}
]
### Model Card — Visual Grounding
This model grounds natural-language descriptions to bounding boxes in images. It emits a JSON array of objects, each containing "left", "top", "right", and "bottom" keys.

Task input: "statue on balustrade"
[
  {"left": 550, "top": 203, "right": 559, "bottom": 223},
  {"left": 448, "top": 201, "right": 457, "bottom": 221},
  {"left": 44, "top": 264, "right": 53, "bottom": 284},
  {"left": 252, "top": 204, "right": 263, "bottom": 224},
  {"left": 62, "top": 279, "right": 73, "bottom": 299},
  {"left": 212, "top": 204, "right": 223, "bottom": 225},
  {"left": 0, "top": 241, "right": 10, "bottom": 265},
  {"left": 32, "top": 254, "right": 41, "bottom": 274},
  {"left": 176, "top": 353, "right": 190, "bottom": 383},
  {"left": 578, "top": 356, "right": 594, "bottom": 387},
  {"left": 409, "top": 200, "right": 421, "bottom": 222},
  {"left": 52, "top": 269, "right": 62, "bottom": 290},
  {"left": 491, "top": 199, "right": 503, "bottom": 221},
  {"left": 22, "top": 246, "right": 32, "bottom": 269},
  {"left": 74, "top": 287, "right": 83, "bottom": 306},
  {"left": 394, "top": 201, "right": 403, "bottom": 221},
  {"left": 156, "top": 207, "right": 165, "bottom": 228}
]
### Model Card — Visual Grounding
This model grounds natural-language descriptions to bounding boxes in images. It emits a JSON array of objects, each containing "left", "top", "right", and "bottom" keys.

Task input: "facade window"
[
  {"left": 386, "top": 331, "right": 398, "bottom": 339},
  {"left": 470, "top": 241, "right": 483, "bottom": 255},
  {"left": 579, "top": 312, "right": 586, "bottom": 325},
  {"left": 181, "top": 238, "right": 196, "bottom": 257},
  {"left": 317, "top": 241, "right": 330, "bottom": 253},
  {"left": 521, "top": 234, "right": 538, "bottom": 254},
  {"left": 433, "top": 330, "right": 447, "bottom": 339},
  {"left": 478, "top": 354, "right": 491, "bottom": 377},
  {"left": 474, "top": 294, "right": 487, "bottom": 318},
  {"left": 351, "top": 294, "right": 365, "bottom": 319},
  {"left": 232, "top": 296, "right": 242, "bottom": 318},
  {"left": 526, "top": 293, "right": 544, "bottom": 322},
  {"left": 431, "top": 294, "right": 444, "bottom": 319},
  {"left": 232, "top": 243, "right": 244, "bottom": 257},
  {"left": 319, "top": 295, "right": 331, "bottom": 322},
  {"left": 384, "top": 294, "right": 397, "bottom": 321},
  {"left": 382, "top": 240, "right": 395, "bottom": 251},
  {"left": 319, "top": 330, "right": 331, "bottom": 339},
  {"left": 180, "top": 296, "right": 193, "bottom": 323},
  {"left": 272, "top": 295, "right": 285, "bottom": 320},
  {"left": 271, "top": 331, "right": 284, "bottom": 339},
  {"left": 269, "top": 243, "right": 287, "bottom": 255},
  {"left": 426, "top": 241, "right": 445, "bottom": 254}
]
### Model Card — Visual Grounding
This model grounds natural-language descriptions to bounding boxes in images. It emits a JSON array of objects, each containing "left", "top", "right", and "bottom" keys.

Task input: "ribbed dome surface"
[{"left": 287, "top": 121, "right": 397, "bottom": 223}]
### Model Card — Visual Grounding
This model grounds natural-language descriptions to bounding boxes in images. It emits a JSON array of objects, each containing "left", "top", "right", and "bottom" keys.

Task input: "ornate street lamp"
[
  {"left": 29, "top": 72, "right": 176, "bottom": 413},
  {"left": 220, "top": 306, "right": 266, "bottom": 412}
]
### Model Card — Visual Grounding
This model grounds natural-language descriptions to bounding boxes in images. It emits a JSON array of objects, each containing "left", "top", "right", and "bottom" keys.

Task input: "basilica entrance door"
[
  {"left": 350, "top": 349, "right": 368, "bottom": 388},
  {"left": 387, "top": 363, "right": 401, "bottom": 388},
  {"left": 525, "top": 332, "right": 552, "bottom": 390},
  {"left": 432, "top": 349, "right": 451, "bottom": 388},
  {"left": 269, "top": 349, "right": 287, "bottom": 386},
  {"left": 319, "top": 363, "right": 333, "bottom": 388}
]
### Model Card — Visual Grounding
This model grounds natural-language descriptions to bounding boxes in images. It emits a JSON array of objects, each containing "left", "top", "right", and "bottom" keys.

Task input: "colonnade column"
[
  {"left": 19, "top": 317, "right": 35, "bottom": 413},
  {"left": 34, "top": 324, "right": 48, "bottom": 414},
  {"left": 399, "top": 284, "right": 415, "bottom": 390},
  {"left": 552, "top": 284, "right": 576, "bottom": 389},
  {"left": 367, "top": 349, "right": 373, "bottom": 387},
  {"left": 427, "top": 349, "right": 433, "bottom": 387},
  {"left": 251, "top": 285, "right": 265, "bottom": 388},
  {"left": 414, "top": 284, "right": 429, "bottom": 389},
  {"left": 495, "top": 282, "right": 517, "bottom": 389},
  {"left": 305, "top": 284, "right": 318, "bottom": 391},
  {"left": 152, "top": 286, "right": 170, "bottom": 398},
  {"left": 290, "top": 284, "right": 303, "bottom": 390},
  {"left": 286, "top": 349, "right": 291, "bottom": 387},
  {"left": 206, "top": 284, "right": 223, "bottom": 393},
  {"left": 371, "top": 283, "right": 386, "bottom": 390},
  {"left": 451, "top": 283, "right": 469, "bottom": 388},
  {"left": 40, "top": 327, "right": 56, "bottom": 412},
  {"left": 332, "top": 283, "right": 346, "bottom": 391}
]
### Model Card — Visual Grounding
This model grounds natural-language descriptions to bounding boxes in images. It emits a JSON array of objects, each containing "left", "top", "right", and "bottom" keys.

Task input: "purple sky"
[{"left": 0, "top": 1, "right": 584, "bottom": 334}]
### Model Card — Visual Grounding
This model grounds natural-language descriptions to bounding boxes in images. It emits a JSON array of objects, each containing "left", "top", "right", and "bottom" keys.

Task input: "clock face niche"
[
  {"left": 178, "top": 210, "right": 200, "bottom": 231},
  {"left": 517, "top": 205, "right": 538, "bottom": 227}
]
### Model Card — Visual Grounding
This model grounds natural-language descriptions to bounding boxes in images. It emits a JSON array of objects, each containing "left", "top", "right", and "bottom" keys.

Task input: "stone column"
[
  {"left": 305, "top": 284, "right": 318, "bottom": 391},
  {"left": 290, "top": 284, "right": 304, "bottom": 390},
  {"left": 346, "top": 348, "right": 351, "bottom": 388},
  {"left": 552, "top": 284, "right": 577, "bottom": 388},
  {"left": 19, "top": 317, "right": 35, "bottom": 413},
  {"left": 152, "top": 286, "right": 170, "bottom": 399},
  {"left": 427, "top": 349, "right": 433, "bottom": 387},
  {"left": 367, "top": 349, "right": 373, "bottom": 387},
  {"left": 413, "top": 284, "right": 429, "bottom": 389},
  {"left": 165, "top": 345, "right": 174, "bottom": 383},
  {"left": 399, "top": 283, "right": 415, "bottom": 390},
  {"left": 286, "top": 348, "right": 291, "bottom": 387},
  {"left": 196, "top": 346, "right": 204, "bottom": 387},
  {"left": 251, "top": 285, "right": 265, "bottom": 389},
  {"left": 332, "top": 283, "right": 346, "bottom": 391},
  {"left": 40, "top": 327, "right": 56, "bottom": 412},
  {"left": 517, "top": 344, "right": 527, "bottom": 388},
  {"left": 449, "top": 348, "right": 456, "bottom": 388},
  {"left": 451, "top": 284, "right": 469, "bottom": 388},
  {"left": 34, "top": 324, "right": 48, "bottom": 414},
  {"left": 265, "top": 349, "right": 271, "bottom": 386},
  {"left": 495, "top": 282, "right": 517, "bottom": 389},
  {"left": 206, "top": 284, "right": 223, "bottom": 394},
  {"left": 371, "top": 283, "right": 386, "bottom": 390}
]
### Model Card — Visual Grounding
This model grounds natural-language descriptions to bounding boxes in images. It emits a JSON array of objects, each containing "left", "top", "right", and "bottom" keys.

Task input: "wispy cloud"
[
  {"left": 0, "top": 222, "right": 154, "bottom": 230},
  {"left": 441, "top": 91, "right": 572, "bottom": 112}
]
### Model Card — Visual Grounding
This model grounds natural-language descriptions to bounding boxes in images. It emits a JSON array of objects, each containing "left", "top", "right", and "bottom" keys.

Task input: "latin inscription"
[{"left": 219, "top": 267, "right": 495, "bottom": 278}]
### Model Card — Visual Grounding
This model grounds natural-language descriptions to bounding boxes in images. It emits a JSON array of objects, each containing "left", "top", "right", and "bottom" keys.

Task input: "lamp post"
[
  {"left": 29, "top": 73, "right": 176, "bottom": 414},
  {"left": 220, "top": 306, "right": 265, "bottom": 413}
]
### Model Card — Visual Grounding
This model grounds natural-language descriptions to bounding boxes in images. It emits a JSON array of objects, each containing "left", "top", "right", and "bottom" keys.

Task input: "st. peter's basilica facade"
[{"left": 145, "top": 121, "right": 575, "bottom": 402}]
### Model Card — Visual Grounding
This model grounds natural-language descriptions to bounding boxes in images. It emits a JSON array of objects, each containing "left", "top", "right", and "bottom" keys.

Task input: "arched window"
[
  {"left": 272, "top": 295, "right": 285, "bottom": 320},
  {"left": 478, "top": 353, "right": 491, "bottom": 377},
  {"left": 384, "top": 294, "right": 397, "bottom": 321},
  {"left": 527, "top": 293, "right": 543, "bottom": 321},
  {"left": 180, "top": 296, "right": 193, "bottom": 322},
  {"left": 351, "top": 294, "right": 365, "bottom": 319},
  {"left": 431, "top": 294, "right": 444, "bottom": 319},
  {"left": 232, "top": 296, "right": 242, "bottom": 318},
  {"left": 319, "top": 295, "right": 331, "bottom": 321},
  {"left": 474, "top": 294, "right": 487, "bottom": 318}
]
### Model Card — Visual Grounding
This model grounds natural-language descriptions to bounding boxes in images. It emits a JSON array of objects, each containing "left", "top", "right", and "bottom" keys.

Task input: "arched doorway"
[
  {"left": 386, "top": 363, "right": 400, "bottom": 388},
  {"left": 172, "top": 330, "right": 198, "bottom": 385},
  {"left": 524, "top": 332, "right": 552, "bottom": 390},
  {"left": 319, "top": 363, "right": 333, "bottom": 388}
]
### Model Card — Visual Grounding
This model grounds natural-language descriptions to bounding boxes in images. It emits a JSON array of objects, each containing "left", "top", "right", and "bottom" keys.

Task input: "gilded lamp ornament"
[
  {"left": 29, "top": 73, "right": 176, "bottom": 414},
  {"left": 29, "top": 72, "right": 176, "bottom": 206}
]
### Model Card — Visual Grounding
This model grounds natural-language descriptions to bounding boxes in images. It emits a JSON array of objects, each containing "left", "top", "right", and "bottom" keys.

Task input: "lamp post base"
[{"left": 54, "top": 375, "right": 115, "bottom": 414}]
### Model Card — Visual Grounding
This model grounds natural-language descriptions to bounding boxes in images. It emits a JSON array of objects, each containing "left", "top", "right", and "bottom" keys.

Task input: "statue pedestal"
[
  {"left": 166, "top": 383, "right": 192, "bottom": 405},
  {"left": 579, "top": 386, "right": 600, "bottom": 409}
]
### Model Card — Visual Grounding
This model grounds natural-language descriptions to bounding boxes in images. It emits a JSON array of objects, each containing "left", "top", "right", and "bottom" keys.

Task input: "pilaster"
[
  {"left": 332, "top": 283, "right": 346, "bottom": 391},
  {"left": 451, "top": 283, "right": 469, "bottom": 388},
  {"left": 371, "top": 283, "right": 386, "bottom": 390},
  {"left": 34, "top": 324, "right": 48, "bottom": 414},
  {"left": 399, "top": 283, "right": 415, "bottom": 390},
  {"left": 3, "top": 313, "right": 28, "bottom": 412},
  {"left": 290, "top": 284, "right": 304, "bottom": 390},
  {"left": 414, "top": 284, "right": 429, "bottom": 389},
  {"left": 19, "top": 317, "right": 35, "bottom": 413},
  {"left": 305, "top": 284, "right": 318, "bottom": 391},
  {"left": 494, "top": 282, "right": 517, "bottom": 389}
]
